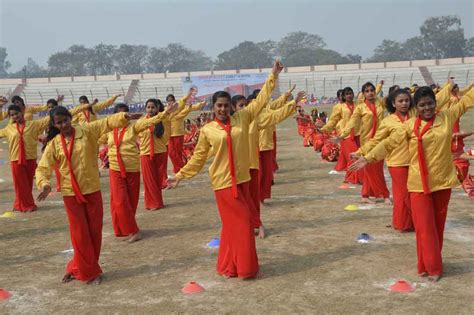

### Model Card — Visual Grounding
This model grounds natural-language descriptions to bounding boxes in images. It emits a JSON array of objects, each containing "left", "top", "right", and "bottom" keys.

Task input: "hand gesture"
[
  {"left": 166, "top": 102, "right": 179, "bottom": 113},
  {"left": 295, "top": 91, "right": 306, "bottom": 104},
  {"left": 166, "top": 175, "right": 180, "bottom": 189},
  {"left": 115, "top": 94, "right": 124, "bottom": 98},
  {"left": 448, "top": 77, "right": 455, "bottom": 85},
  {"left": 348, "top": 156, "right": 368, "bottom": 172},
  {"left": 349, "top": 152, "right": 361, "bottom": 161},
  {"left": 380, "top": 80, "right": 384, "bottom": 85},
  {"left": 272, "top": 60, "right": 284, "bottom": 75},
  {"left": 285, "top": 85, "right": 296, "bottom": 98},
  {"left": 37, "top": 185, "right": 52, "bottom": 202},
  {"left": 328, "top": 135, "right": 343, "bottom": 144},
  {"left": 0, "top": 96, "right": 7, "bottom": 106}
]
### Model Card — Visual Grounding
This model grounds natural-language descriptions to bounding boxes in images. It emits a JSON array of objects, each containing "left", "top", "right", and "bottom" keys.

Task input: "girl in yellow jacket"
[
  {"left": 351, "top": 86, "right": 474, "bottom": 282},
  {"left": 168, "top": 61, "right": 283, "bottom": 279},
  {"left": 100, "top": 102, "right": 178, "bottom": 243},
  {"left": 1, "top": 95, "right": 51, "bottom": 121},
  {"left": 35, "top": 106, "right": 141, "bottom": 284},
  {"left": 72, "top": 94, "right": 122, "bottom": 124}
]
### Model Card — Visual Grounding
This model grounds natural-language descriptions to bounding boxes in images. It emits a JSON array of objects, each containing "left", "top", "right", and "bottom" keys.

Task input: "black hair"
[
  {"left": 252, "top": 89, "right": 261, "bottom": 96},
  {"left": 231, "top": 95, "right": 246, "bottom": 107},
  {"left": 79, "top": 95, "right": 89, "bottom": 103},
  {"left": 114, "top": 103, "right": 129, "bottom": 113},
  {"left": 42, "top": 106, "right": 72, "bottom": 151},
  {"left": 429, "top": 84, "right": 437, "bottom": 90},
  {"left": 7, "top": 104, "right": 22, "bottom": 115},
  {"left": 145, "top": 98, "right": 165, "bottom": 138},
  {"left": 341, "top": 87, "right": 354, "bottom": 102},
  {"left": 47, "top": 99, "right": 58, "bottom": 107},
  {"left": 11, "top": 95, "right": 25, "bottom": 107},
  {"left": 336, "top": 89, "right": 343, "bottom": 99},
  {"left": 247, "top": 94, "right": 257, "bottom": 101},
  {"left": 385, "top": 89, "right": 413, "bottom": 113},
  {"left": 212, "top": 91, "right": 231, "bottom": 105},
  {"left": 413, "top": 86, "right": 436, "bottom": 105},
  {"left": 452, "top": 84, "right": 459, "bottom": 91},
  {"left": 166, "top": 94, "right": 176, "bottom": 102},
  {"left": 361, "top": 82, "right": 376, "bottom": 93},
  {"left": 388, "top": 85, "right": 400, "bottom": 95}
]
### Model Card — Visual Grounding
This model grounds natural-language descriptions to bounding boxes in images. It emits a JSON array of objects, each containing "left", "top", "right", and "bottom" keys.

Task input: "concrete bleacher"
[{"left": 132, "top": 77, "right": 183, "bottom": 103}]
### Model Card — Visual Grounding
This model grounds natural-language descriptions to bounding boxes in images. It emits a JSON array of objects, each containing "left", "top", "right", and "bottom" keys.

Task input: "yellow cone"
[
  {"left": 344, "top": 204, "right": 358, "bottom": 211},
  {"left": 1, "top": 211, "right": 15, "bottom": 218}
]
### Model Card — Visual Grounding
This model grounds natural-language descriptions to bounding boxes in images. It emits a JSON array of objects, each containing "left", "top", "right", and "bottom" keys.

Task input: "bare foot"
[
  {"left": 258, "top": 225, "right": 266, "bottom": 239},
  {"left": 117, "top": 235, "right": 131, "bottom": 242},
  {"left": 128, "top": 231, "right": 142, "bottom": 243},
  {"left": 62, "top": 273, "right": 75, "bottom": 283},
  {"left": 384, "top": 198, "right": 392, "bottom": 205},
  {"left": 87, "top": 276, "right": 102, "bottom": 285},
  {"left": 361, "top": 197, "right": 376, "bottom": 204},
  {"left": 418, "top": 272, "right": 428, "bottom": 277},
  {"left": 428, "top": 275, "right": 441, "bottom": 282}
]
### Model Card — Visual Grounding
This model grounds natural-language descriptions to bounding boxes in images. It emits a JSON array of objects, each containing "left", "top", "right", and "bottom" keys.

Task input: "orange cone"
[
  {"left": 0, "top": 289, "right": 11, "bottom": 300},
  {"left": 389, "top": 280, "right": 415, "bottom": 293},
  {"left": 181, "top": 281, "right": 205, "bottom": 294}
]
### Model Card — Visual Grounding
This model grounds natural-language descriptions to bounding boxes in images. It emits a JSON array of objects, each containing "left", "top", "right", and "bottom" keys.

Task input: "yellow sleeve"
[
  {"left": 191, "top": 101, "right": 206, "bottom": 111},
  {"left": 365, "top": 124, "right": 409, "bottom": 162},
  {"left": 356, "top": 92, "right": 364, "bottom": 104},
  {"left": 359, "top": 118, "right": 390, "bottom": 155},
  {"left": 460, "top": 83, "right": 474, "bottom": 96},
  {"left": 445, "top": 88, "right": 474, "bottom": 122},
  {"left": 0, "top": 110, "right": 8, "bottom": 120},
  {"left": 69, "top": 104, "right": 91, "bottom": 117},
  {"left": 175, "top": 129, "right": 211, "bottom": 180},
  {"left": 0, "top": 126, "right": 6, "bottom": 138},
  {"left": 87, "top": 112, "right": 128, "bottom": 138},
  {"left": 268, "top": 93, "right": 289, "bottom": 110},
  {"left": 321, "top": 104, "right": 342, "bottom": 133},
  {"left": 36, "top": 141, "right": 56, "bottom": 189},
  {"left": 91, "top": 95, "right": 119, "bottom": 113},
  {"left": 258, "top": 101, "right": 297, "bottom": 130},
  {"left": 34, "top": 116, "right": 50, "bottom": 134},
  {"left": 436, "top": 82, "right": 453, "bottom": 111},
  {"left": 243, "top": 73, "right": 277, "bottom": 121},
  {"left": 340, "top": 105, "right": 363, "bottom": 138},
  {"left": 27, "top": 104, "right": 49, "bottom": 114},
  {"left": 133, "top": 111, "right": 169, "bottom": 133},
  {"left": 98, "top": 133, "right": 108, "bottom": 145}
]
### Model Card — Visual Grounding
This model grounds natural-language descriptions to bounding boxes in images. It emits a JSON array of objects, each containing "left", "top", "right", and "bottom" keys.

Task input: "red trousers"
[
  {"left": 109, "top": 170, "right": 140, "bottom": 237},
  {"left": 454, "top": 158, "right": 470, "bottom": 182},
  {"left": 272, "top": 131, "right": 278, "bottom": 172},
  {"left": 54, "top": 162, "right": 61, "bottom": 192},
  {"left": 11, "top": 159, "right": 37, "bottom": 212},
  {"left": 169, "top": 135, "right": 185, "bottom": 174},
  {"left": 161, "top": 149, "right": 169, "bottom": 189},
  {"left": 259, "top": 150, "right": 273, "bottom": 202},
  {"left": 341, "top": 137, "right": 363, "bottom": 184},
  {"left": 388, "top": 167, "right": 413, "bottom": 231},
  {"left": 63, "top": 191, "right": 104, "bottom": 282},
  {"left": 410, "top": 189, "right": 451, "bottom": 276},
  {"left": 248, "top": 169, "right": 262, "bottom": 228},
  {"left": 140, "top": 153, "right": 166, "bottom": 210},
  {"left": 215, "top": 182, "right": 259, "bottom": 278},
  {"left": 362, "top": 160, "right": 390, "bottom": 198}
]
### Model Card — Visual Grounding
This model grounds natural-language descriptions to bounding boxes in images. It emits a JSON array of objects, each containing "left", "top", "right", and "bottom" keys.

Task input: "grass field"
[{"left": 0, "top": 106, "right": 473, "bottom": 314}]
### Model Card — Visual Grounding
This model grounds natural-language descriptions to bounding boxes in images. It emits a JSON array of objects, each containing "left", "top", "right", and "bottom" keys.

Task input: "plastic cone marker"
[
  {"left": 1, "top": 211, "right": 15, "bottom": 218},
  {"left": 328, "top": 170, "right": 339, "bottom": 175},
  {"left": 0, "top": 289, "right": 11, "bottom": 300},
  {"left": 0, "top": 179, "right": 5, "bottom": 183},
  {"left": 389, "top": 280, "right": 416, "bottom": 293},
  {"left": 181, "top": 281, "right": 205, "bottom": 294},
  {"left": 357, "top": 233, "right": 373, "bottom": 243},
  {"left": 344, "top": 204, "right": 358, "bottom": 211},
  {"left": 207, "top": 238, "right": 220, "bottom": 248},
  {"left": 339, "top": 183, "right": 350, "bottom": 189}
]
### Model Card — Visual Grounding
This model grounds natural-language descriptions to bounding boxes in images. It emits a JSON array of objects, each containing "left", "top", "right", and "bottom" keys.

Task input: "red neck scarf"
[
  {"left": 346, "top": 102, "right": 355, "bottom": 140},
  {"left": 395, "top": 112, "right": 409, "bottom": 123},
  {"left": 60, "top": 129, "right": 87, "bottom": 203},
  {"left": 15, "top": 121, "right": 26, "bottom": 165},
  {"left": 113, "top": 127, "right": 127, "bottom": 178},
  {"left": 365, "top": 101, "right": 378, "bottom": 138},
  {"left": 214, "top": 117, "right": 238, "bottom": 198},
  {"left": 413, "top": 115, "right": 436, "bottom": 194},
  {"left": 83, "top": 110, "right": 91, "bottom": 123}
]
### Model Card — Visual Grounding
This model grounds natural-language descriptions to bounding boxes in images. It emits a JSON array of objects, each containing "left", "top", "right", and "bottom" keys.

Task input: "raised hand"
[
  {"left": 115, "top": 94, "right": 124, "bottom": 98},
  {"left": 272, "top": 60, "right": 284, "bottom": 75},
  {"left": 295, "top": 91, "right": 307, "bottom": 104},
  {"left": 348, "top": 156, "right": 368, "bottom": 172},
  {"left": 166, "top": 101, "right": 179, "bottom": 113},
  {"left": 57, "top": 95, "right": 65, "bottom": 102},
  {"left": 37, "top": 185, "right": 52, "bottom": 202},
  {"left": 286, "top": 85, "right": 296, "bottom": 97}
]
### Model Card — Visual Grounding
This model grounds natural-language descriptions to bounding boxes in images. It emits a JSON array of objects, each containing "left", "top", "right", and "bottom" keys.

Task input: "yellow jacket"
[
  {"left": 340, "top": 99, "right": 386, "bottom": 145},
  {"left": 36, "top": 112, "right": 129, "bottom": 196},
  {"left": 0, "top": 116, "right": 49, "bottom": 161},
  {"left": 170, "top": 102, "right": 205, "bottom": 137},
  {"left": 176, "top": 73, "right": 277, "bottom": 190},
  {"left": 249, "top": 101, "right": 297, "bottom": 169},
  {"left": 434, "top": 82, "right": 453, "bottom": 111},
  {"left": 321, "top": 102, "right": 361, "bottom": 138},
  {"left": 72, "top": 95, "right": 119, "bottom": 124},
  {"left": 258, "top": 94, "right": 289, "bottom": 151},
  {"left": 101, "top": 112, "right": 169, "bottom": 172},
  {"left": 365, "top": 89, "right": 474, "bottom": 192},
  {"left": 1, "top": 104, "right": 49, "bottom": 122},
  {"left": 356, "top": 83, "right": 383, "bottom": 104}
]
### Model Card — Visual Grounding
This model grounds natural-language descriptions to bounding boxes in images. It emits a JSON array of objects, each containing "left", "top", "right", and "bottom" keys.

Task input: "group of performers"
[{"left": 0, "top": 60, "right": 473, "bottom": 285}]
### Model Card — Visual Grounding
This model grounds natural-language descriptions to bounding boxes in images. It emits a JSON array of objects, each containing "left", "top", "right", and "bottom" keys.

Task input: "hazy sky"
[{"left": 1, "top": 0, "right": 473, "bottom": 71}]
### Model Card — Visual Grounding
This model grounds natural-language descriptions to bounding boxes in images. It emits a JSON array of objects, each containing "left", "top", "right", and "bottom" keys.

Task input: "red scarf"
[
  {"left": 346, "top": 102, "right": 355, "bottom": 140},
  {"left": 113, "top": 127, "right": 127, "bottom": 178},
  {"left": 365, "top": 101, "right": 378, "bottom": 138},
  {"left": 413, "top": 115, "right": 436, "bottom": 194},
  {"left": 146, "top": 114, "right": 155, "bottom": 160},
  {"left": 60, "top": 129, "right": 87, "bottom": 203},
  {"left": 395, "top": 112, "right": 409, "bottom": 123},
  {"left": 83, "top": 110, "right": 91, "bottom": 123},
  {"left": 15, "top": 122, "right": 26, "bottom": 165},
  {"left": 214, "top": 117, "right": 238, "bottom": 198}
]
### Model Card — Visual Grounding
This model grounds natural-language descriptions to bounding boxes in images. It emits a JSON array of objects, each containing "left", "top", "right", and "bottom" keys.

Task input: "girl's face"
[
  {"left": 416, "top": 96, "right": 436, "bottom": 121},
  {"left": 9, "top": 110, "right": 23, "bottom": 123},
  {"left": 213, "top": 97, "right": 231, "bottom": 122},
  {"left": 166, "top": 97, "right": 175, "bottom": 106},
  {"left": 146, "top": 102, "right": 158, "bottom": 116},
  {"left": 394, "top": 93, "right": 410, "bottom": 114},
  {"left": 344, "top": 91, "right": 354, "bottom": 102},
  {"left": 53, "top": 114, "right": 73, "bottom": 135},
  {"left": 233, "top": 99, "right": 247, "bottom": 112},
  {"left": 452, "top": 86, "right": 459, "bottom": 95},
  {"left": 363, "top": 86, "right": 376, "bottom": 102}
]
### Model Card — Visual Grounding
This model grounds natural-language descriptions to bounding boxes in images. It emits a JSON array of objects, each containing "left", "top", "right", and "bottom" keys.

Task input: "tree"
[
  {"left": 89, "top": 43, "right": 116, "bottom": 75},
  {"left": 48, "top": 45, "right": 93, "bottom": 76},
  {"left": 345, "top": 54, "right": 362, "bottom": 64},
  {"left": 465, "top": 37, "right": 474, "bottom": 57},
  {"left": 285, "top": 48, "right": 350, "bottom": 67},
  {"left": 0, "top": 47, "right": 11, "bottom": 78},
  {"left": 215, "top": 41, "right": 272, "bottom": 70},
  {"left": 367, "top": 40, "right": 407, "bottom": 62},
  {"left": 419, "top": 15, "right": 465, "bottom": 58},
  {"left": 113, "top": 44, "right": 149, "bottom": 74},
  {"left": 277, "top": 31, "right": 326, "bottom": 59}
]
